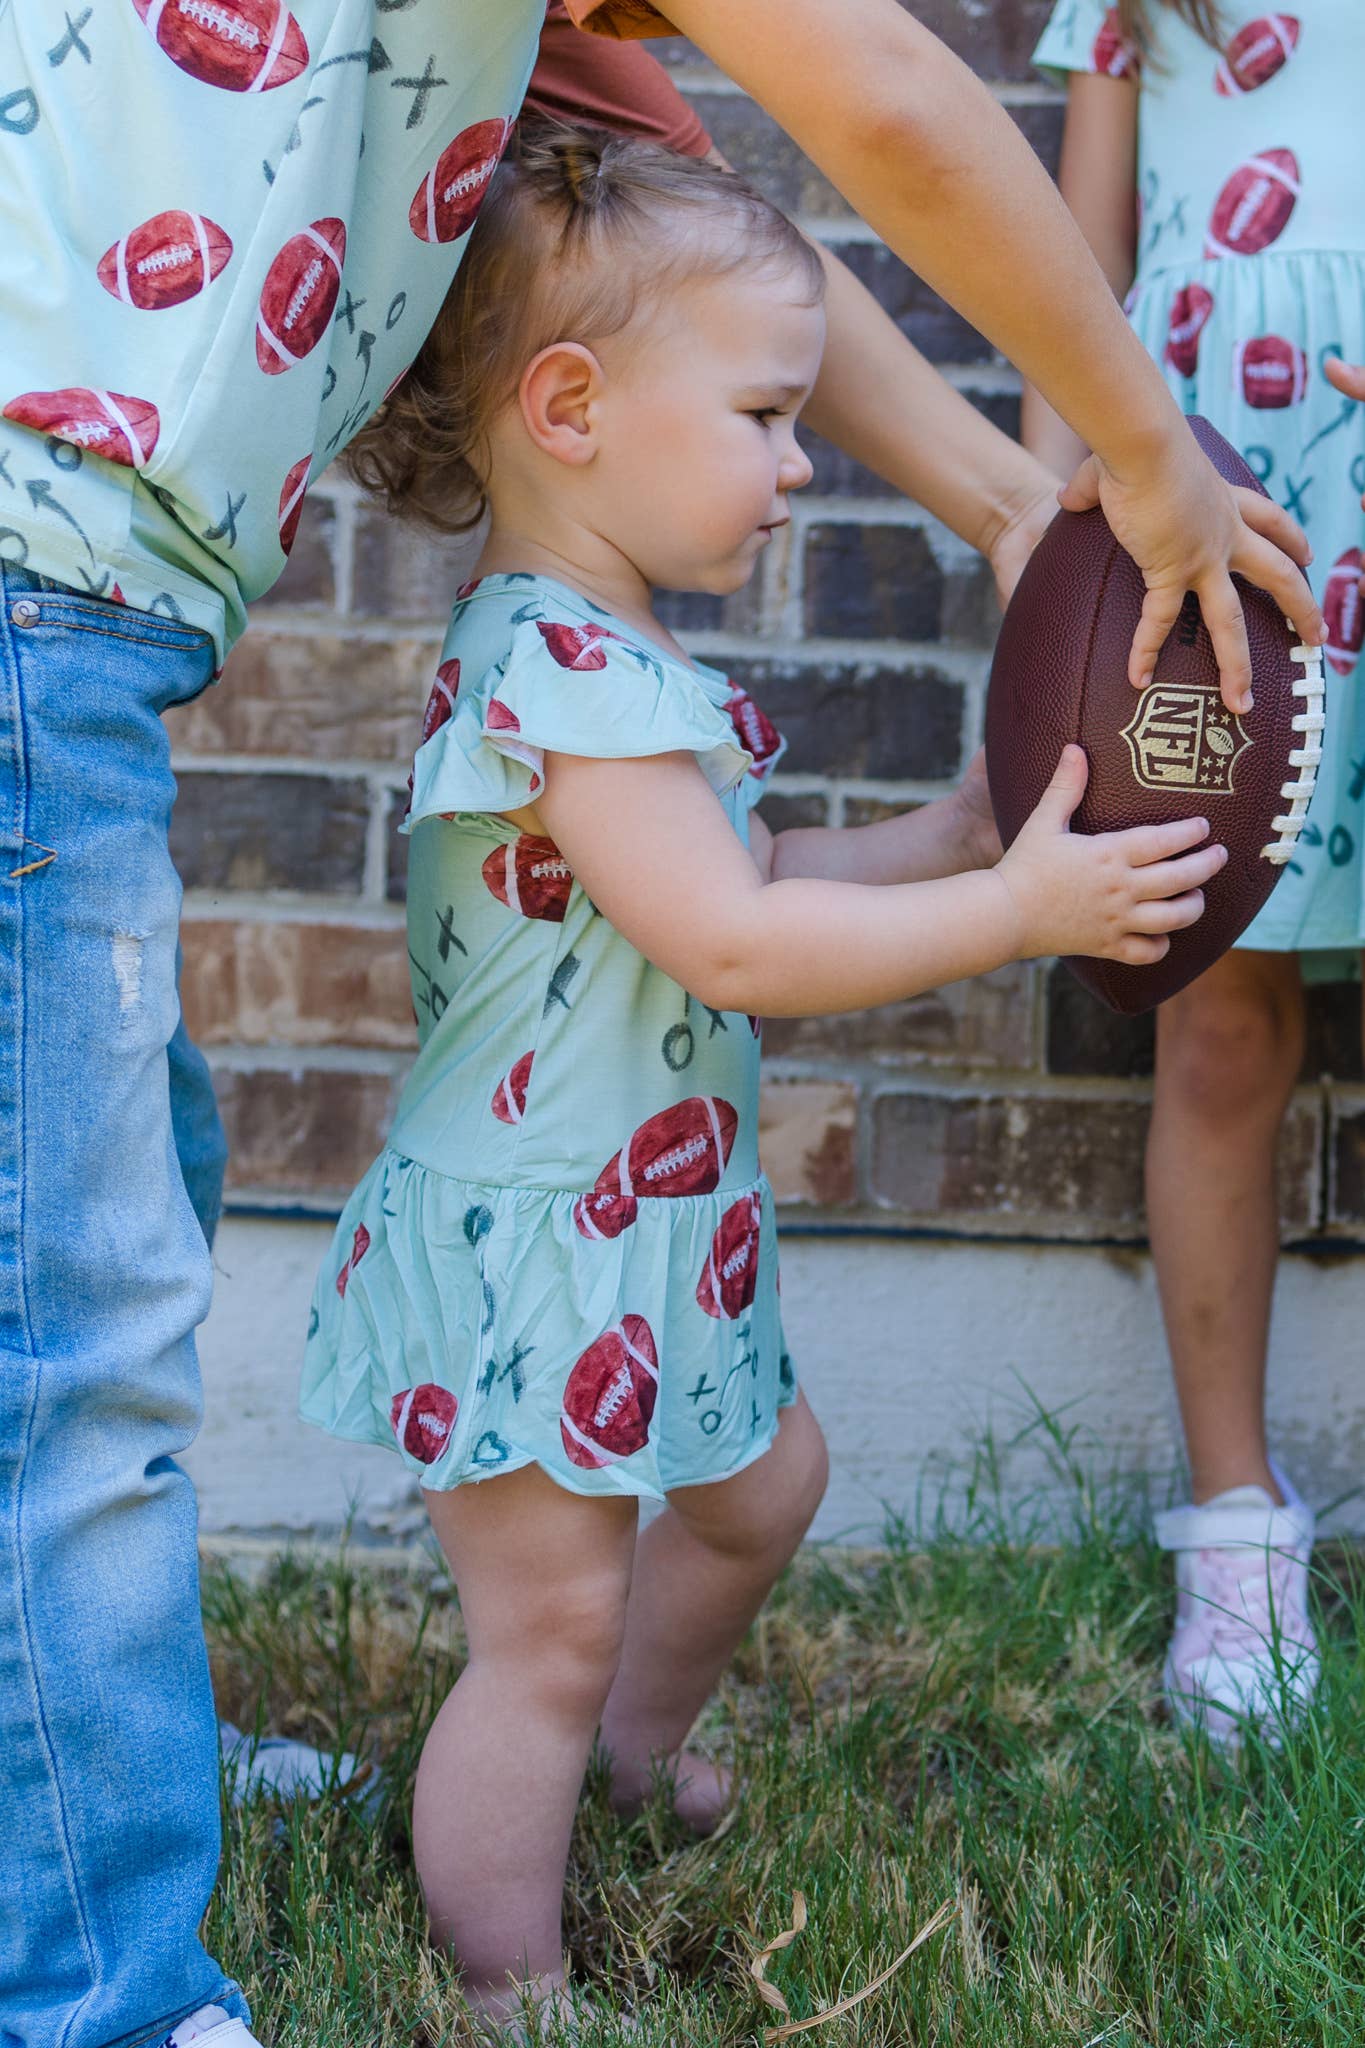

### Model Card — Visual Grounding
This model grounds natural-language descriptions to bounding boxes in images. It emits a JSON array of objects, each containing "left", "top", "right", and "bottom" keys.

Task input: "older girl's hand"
[{"left": 1058, "top": 427, "right": 1322, "bottom": 719}]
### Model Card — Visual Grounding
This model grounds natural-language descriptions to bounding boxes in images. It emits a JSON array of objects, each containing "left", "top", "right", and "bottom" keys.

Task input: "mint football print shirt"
[{"left": 0, "top": 0, "right": 546, "bottom": 657}]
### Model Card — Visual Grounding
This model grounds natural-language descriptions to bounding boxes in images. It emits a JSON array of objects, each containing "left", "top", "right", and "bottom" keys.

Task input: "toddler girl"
[
  {"left": 1025, "top": 0, "right": 1365, "bottom": 1749},
  {"left": 301, "top": 127, "right": 1226, "bottom": 2035}
]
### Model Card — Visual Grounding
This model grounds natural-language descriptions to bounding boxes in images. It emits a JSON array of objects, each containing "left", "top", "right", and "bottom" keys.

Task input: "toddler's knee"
[{"left": 519, "top": 1571, "right": 631, "bottom": 1721}]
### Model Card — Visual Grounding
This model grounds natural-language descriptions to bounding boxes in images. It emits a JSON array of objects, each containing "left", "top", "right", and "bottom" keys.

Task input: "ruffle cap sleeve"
[
  {"left": 1033, "top": 0, "right": 1140, "bottom": 85},
  {"left": 407, "top": 607, "right": 752, "bottom": 829}
]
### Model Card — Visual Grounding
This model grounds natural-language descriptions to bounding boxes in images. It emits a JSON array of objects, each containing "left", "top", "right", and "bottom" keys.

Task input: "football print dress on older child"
[
  {"left": 1035, "top": 0, "right": 1365, "bottom": 948},
  {"left": 1028, "top": 0, "right": 1365, "bottom": 1750}
]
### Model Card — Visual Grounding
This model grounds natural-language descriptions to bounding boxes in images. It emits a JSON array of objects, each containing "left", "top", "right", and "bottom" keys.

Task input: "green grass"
[{"left": 204, "top": 1438, "right": 1365, "bottom": 2046}]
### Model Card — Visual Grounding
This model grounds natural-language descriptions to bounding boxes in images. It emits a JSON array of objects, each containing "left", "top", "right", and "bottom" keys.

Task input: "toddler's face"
[{"left": 594, "top": 262, "right": 825, "bottom": 595}]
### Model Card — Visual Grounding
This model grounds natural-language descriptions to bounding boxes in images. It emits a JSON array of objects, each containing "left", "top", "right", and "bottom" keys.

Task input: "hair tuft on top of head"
[{"left": 342, "top": 121, "right": 825, "bottom": 537}]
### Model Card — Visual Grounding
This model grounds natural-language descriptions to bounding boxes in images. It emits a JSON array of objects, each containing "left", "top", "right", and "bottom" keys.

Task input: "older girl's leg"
[
  {"left": 419, "top": 1467, "right": 637, "bottom": 2023},
  {"left": 599, "top": 1391, "right": 828, "bottom": 1831}
]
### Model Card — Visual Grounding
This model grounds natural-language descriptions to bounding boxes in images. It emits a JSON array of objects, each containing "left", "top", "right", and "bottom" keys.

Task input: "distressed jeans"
[{"left": 0, "top": 565, "right": 250, "bottom": 2048}]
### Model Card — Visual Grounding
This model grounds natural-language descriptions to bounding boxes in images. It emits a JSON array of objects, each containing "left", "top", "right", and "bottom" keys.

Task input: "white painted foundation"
[{"left": 189, "top": 1218, "right": 1365, "bottom": 1552}]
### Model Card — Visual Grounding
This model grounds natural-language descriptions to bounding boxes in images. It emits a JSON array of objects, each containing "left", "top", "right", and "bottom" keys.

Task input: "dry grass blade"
[
  {"left": 759, "top": 1898, "right": 958, "bottom": 2043},
  {"left": 749, "top": 1891, "right": 809, "bottom": 2016}
]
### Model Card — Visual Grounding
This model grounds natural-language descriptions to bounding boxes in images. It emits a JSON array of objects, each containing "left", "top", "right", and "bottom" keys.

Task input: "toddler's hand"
[
  {"left": 995, "top": 745, "right": 1227, "bottom": 965},
  {"left": 951, "top": 747, "right": 1003, "bottom": 871}
]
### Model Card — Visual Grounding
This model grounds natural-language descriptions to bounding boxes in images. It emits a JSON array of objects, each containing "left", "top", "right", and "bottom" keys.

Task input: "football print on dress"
[
  {"left": 491, "top": 1051, "right": 534, "bottom": 1126},
  {"left": 481, "top": 834, "right": 573, "bottom": 921},
  {"left": 1323, "top": 549, "right": 1365, "bottom": 676},
  {"left": 131, "top": 0, "right": 309, "bottom": 93},
  {"left": 1092, "top": 5, "right": 1139, "bottom": 76},
  {"left": 1234, "top": 335, "right": 1308, "bottom": 408},
  {"left": 98, "top": 210, "right": 232, "bottom": 310},
  {"left": 1165, "top": 285, "right": 1215, "bottom": 377},
  {"left": 409, "top": 118, "right": 511, "bottom": 244},
  {"left": 335, "top": 1222, "right": 370, "bottom": 1297},
  {"left": 574, "top": 1097, "right": 739, "bottom": 1241},
  {"left": 537, "top": 621, "right": 619, "bottom": 671},
  {"left": 390, "top": 1383, "right": 459, "bottom": 1466},
  {"left": 3, "top": 388, "right": 160, "bottom": 468},
  {"left": 256, "top": 220, "right": 347, "bottom": 375},
  {"left": 1205, "top": 149, "right": 1300, "bottom": 259},
  {"left": 696, "top": 1192, "right": 762, "bottom": 1320},
  {"left": 422, "top": 660, "right": 461, "bottom": 741},
  {"left": 1215, "top": 15, "right": 1299, "bottom": 96},
  {"left": 560, "top": 1315, "right": 659, "bottom": 1469},
  {"left": 277, "top": 455, "right": 310, "bottom": 556},
  {"left": 724, "top": 684, "right": 782, "bottom": 779}
]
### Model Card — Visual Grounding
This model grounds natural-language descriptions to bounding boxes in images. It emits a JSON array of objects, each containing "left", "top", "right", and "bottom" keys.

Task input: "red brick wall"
[{"left": 169, "top": 2, "right": 1365, "bottom": 1243}]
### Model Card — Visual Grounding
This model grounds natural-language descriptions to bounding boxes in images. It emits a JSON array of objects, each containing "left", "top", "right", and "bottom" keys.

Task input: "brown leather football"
[{"left": 985, "top": 416, "right": 1324, "bottom": 1015}]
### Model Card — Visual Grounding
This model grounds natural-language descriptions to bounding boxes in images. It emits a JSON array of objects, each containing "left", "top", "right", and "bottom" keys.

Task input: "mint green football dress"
[
  {"left": 300, "top": 573, "right": 794, "bottom": 1498},
  {"left": 1036, "top": 0, "right": 1365, "bottom": 959}
]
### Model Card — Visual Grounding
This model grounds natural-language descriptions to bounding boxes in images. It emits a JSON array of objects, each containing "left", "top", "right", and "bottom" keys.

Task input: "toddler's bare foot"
[
  {"left": 468, "top": 1986, "right": 641, "bottom": 2044},
  {"left": 610, "top": 1748, "right": 733, "bottom": 1836}
]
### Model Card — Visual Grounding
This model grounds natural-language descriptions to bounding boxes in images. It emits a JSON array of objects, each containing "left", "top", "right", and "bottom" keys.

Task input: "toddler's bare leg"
[
  {"left": 599, "top": 1390, "right": 828, "bottom": 1831},
  {"left": 418, "top": 1466, "right": 637, "bottom": 2024}
]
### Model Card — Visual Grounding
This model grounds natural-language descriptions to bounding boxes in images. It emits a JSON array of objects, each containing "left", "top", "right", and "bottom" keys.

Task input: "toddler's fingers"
[
  {"left": 1112, "top": 932, "right": 1171, "bottom": 966},
  {"left": 1229, "top": 486, "right": 1311, "bottom": 568},
  {"left": 1131, "top": 842, "right": 1228, "bottom": 900},
  {"left": 1128, "top": 887, "right": 1207, "bottom": 935},
  {"left": 1111, "top": 815, "right": 1211, "bottom": 865}
]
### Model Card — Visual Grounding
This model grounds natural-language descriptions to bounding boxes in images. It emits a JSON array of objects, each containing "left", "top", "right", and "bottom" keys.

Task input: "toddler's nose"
[{"left": 781, "top": 438, "right": 814, "bottom": 493}]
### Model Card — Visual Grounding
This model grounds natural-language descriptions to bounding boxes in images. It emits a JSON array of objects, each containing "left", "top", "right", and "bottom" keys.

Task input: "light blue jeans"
[{"left": 0, "top": 564, "right": 250, "bottom": 2048}]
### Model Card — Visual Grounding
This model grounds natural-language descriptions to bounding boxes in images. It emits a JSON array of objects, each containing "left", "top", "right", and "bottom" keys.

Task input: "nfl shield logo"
[{"left": 1122, "top": 684, "right": 1251, "bottom": 795}]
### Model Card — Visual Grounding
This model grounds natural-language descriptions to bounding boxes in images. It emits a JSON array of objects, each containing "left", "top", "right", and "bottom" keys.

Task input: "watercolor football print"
[
  {"left": 1215, "top": 15, "right": 1299, "bottom": 96},
  {"left": 1324, "top": 549, "right": 1365, "bottom": 677},
  {"left": 1234, "top": 335, "right": 1308, "bottom": 408},
  {"left": 278, "top": 456, "right": 310, "bottom": 556},
  {"left": 1092, "top": 6, "right": 1138, "bottom": 77},
  {"left": 409, "top": 118, "right": 511, "bottom": 244},
  {"left": 537, "top": 621, "right": 618, "bottom": 671},
  {"left": 560, "top": 1315, "right": 659, "bottom": 1469},
  {"left": 99, "top": 210, "right": 232, "bottom": 310},
  {"left": 422, "top": 660, "right": 461, "bottom": 742},
  {"left": 491, "top": 1051, "right": 534, "bottom": 1126},
  {"left": 256, "top": 220, "right": 347, "bottom": 375},
  {"left": 335, "top": 1222, "right": 370, "bottom": 1298},
  {"left": 725, "top": 684, "right": 783, "bottom": 778},
  {"left": 390, "top": 1383, "right": 458, "bottom": 1466},
  {"left": 574, "top": 1097, "right": 739, "bottom": 1241},
  {"left": 481, "top": 834, "right": 573, "bottom": 921},
  {"left": 3, "top": 387, "right": 159, "bottom": 468},
  {"left": 696, "top": 1192, "right": 762, "bottom": 1320},
  {"left": 132, "top": 0, "right": 309, "bottom": 92},
  {"left": 1165, "top": 285, "right": 1215, "bottom": 377},
  {"left": 1205, "top": 149, "right": 1300, "bottom": 260}
]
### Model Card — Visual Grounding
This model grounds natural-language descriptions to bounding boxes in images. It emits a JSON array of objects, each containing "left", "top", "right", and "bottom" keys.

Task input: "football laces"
[{"left": 1260, "top": 625, "right": 1326, "bottom": 865}]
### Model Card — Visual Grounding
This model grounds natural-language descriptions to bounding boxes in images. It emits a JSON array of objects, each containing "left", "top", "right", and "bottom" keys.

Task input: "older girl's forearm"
[
  {"left": 668, "top": 0, "right": 1184, "bottom": 472},
  {"left": 803, "top": 244, "right": 1055, "bottom": 560}
]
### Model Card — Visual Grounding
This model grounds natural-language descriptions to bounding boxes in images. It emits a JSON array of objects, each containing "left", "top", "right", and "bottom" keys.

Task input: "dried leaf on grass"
[
  {"left": 750, "top": 1893, "right": 957, "bottom": 2041},
  {"left": 750, "top": 1891, "right": 809, "bottom": 2013}
]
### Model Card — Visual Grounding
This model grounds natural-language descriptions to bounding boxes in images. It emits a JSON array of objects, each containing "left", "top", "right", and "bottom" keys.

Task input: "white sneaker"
[
  {"left": 162, "top": 2006, "right": 264, "bottom": 2048},
  {"left": 1155, "top": 1460, "right": 1319, "bottom": 1749},
  {"left": 219, "top": 1719, "right": 380, "bottom": 1813}
]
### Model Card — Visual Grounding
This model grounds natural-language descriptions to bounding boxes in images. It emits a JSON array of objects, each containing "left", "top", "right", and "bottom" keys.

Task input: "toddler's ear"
[{"left": 519, "top": 343, "right": 604, "bottom": 467}]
